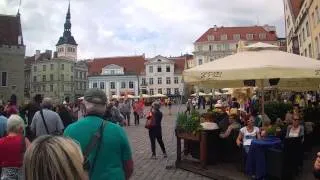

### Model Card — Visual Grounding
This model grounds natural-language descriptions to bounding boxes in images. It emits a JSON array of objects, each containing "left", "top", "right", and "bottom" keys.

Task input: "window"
[
  {"left": 50, "top": 74, "right": 53, "bottom": 81},
  {"left": 259, "top": 33, "right": 266, "bottom": 40},
  {"left": 166, "top": 88, "right": 171, "bottom": 95},
  {"left": 309, "top": 44, "right": 312, "bottom": 58},
  {"left": 1, "top": 72, "right": 7, "bottom": 86},
  {"left": 207, "top": 35, "right": 214, "bottom": 41},
  {"left": 198, "top": 59, "right": 203, "bottom": 65},
  {"left": 50, "top": 84, "right": 53, "bottom": 92},
  {"left": 150, "top": 89, "right": 154, "bottom": 95},
  {"left": 166, "top": 65, "right": 170, "bottom": 72},
  {"left": 220, "top": 34, "right": 227, "bottom": 41},
  {"left": 100, "top": 82, "right": 105, "bottom": 89},
  {"left": 209, "top": 45, "right": 212, "bottom": 51},
  {"left": 61, "top": 64, "right": 64, "bottom": 70},
  {"left": 111, "top": 70, "right": 115, "bottom": 74},
  {"left": 157, "top": 65, "right": 162, "bottom": 72},
  {"left": 33, "top": 76, "right": 37, "bottom": 82},
  {"left": 149, "top": 78, "right": 154, "bottom": 85},
  {"left": 174, "top": 88, "right": 179, "bottom": 94},
  {"left": 166, "top": 77, "right": 171, "bottom": 84},
  {"left": 42, "top": 85, "right": 46, "bottom": 92},
  {"left": 110, "top": 82, "right": 115, "bottom": 89},
  {"left": 302, "top": 28, "right": 306, "bottom": 41},
  {"left": 217, "top": 44, "right": 222, "bottom": 51},
  {"left": 93, "top": 82, "right": 98, "bottom": 88},
  {"left": 33, "top": 65, "right": 37, "bottom": 72},
  {"left": 50, "top": 64, "right": 54, "bottom": 70},
  {"left": 174, "top": 77, "right": 179, "bottom": 84},
  {"left": 84, "top": 72, "right": 87, "bottom": 79},
  {"left": 43, "top": 65, "right": 46, "bottom": 71},
  {"left": 71, "top": 66, "right": 73, "bottom": 72},
  {"left": 83, "top": 82, "right": 86, "bottom": 90},
  {"left": 37, "top": 86, "right": 41, "bottom": 92},
  {"left": 157, "top": 77, "right": 162, "bottom": 84},
  {"left": 158, "top": 88, "right": 162, "bottom": 94},
  {"left": 71, "top": 76, "right": 73, "bottom": 81},
  {"left": 198, "top": 45, "right": 203, "bottom": 51},
  {"left": 121, "top": 82, "right": 126, "bottom": 88},
  {"left": 246, "top": 34, "right": 254, "bottom": 40},
  {"left": 306, "top": 22, "right": 310, "bottom": 37},
  {"left": 142, "top": 78, "right": 146, "bottom": 85},
  {"left": 224, "top": 44, "right": 229, "bottom": 50},
  {"left": 317, "top": 6, "right": 320, "bottom": 24},
  {"left": 42, "top": 75, "right": 46, "bottom": 82},
  {"left": 129, "top": 81, "right": 134, "bottom": 89},
  {"left": 316, "top": 37, "right": 319, "bottom": 56},
  {"left": 149, "top": 66, "right": 153, "bottom": 73},
  {"left": 61, "top": 74, "right": 64, "bottom": 81},
  {"left": 233, "top": 34, "right": 240, "bottom": 40},
  {"left": 79, "top": 72, "right": 82, "bottom": 79},
  {"left": 61, "top": 84, "right": 64, "bottom": 91}
]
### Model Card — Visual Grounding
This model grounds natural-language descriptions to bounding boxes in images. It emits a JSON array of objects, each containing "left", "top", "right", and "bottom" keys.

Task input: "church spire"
[{"left": 56, "top": 0, "right": 77, "bottom": 46}]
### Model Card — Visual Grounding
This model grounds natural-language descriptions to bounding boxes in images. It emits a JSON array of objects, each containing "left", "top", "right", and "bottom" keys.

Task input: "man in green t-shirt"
[{"left": 64, "top": 89, "right": 133, "bottom": 180}]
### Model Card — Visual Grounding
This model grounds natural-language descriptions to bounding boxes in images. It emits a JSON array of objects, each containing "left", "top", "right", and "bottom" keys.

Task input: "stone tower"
[{"left": 56, "top": 1, "right": 78, "bottom": 61}]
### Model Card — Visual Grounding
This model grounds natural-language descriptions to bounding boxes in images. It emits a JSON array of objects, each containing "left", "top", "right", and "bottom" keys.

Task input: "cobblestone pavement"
[{"left": 124, "top": 105, "right": 211, "bottom": 180}]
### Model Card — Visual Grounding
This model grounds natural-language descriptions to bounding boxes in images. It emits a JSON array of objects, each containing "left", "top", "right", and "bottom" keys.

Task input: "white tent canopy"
[
  {"left": 152, "top": 94, "right": 167, "bottom": 98},
  {"left": 190, "top": 92, "right": 207, "bottom": 96},
  {"left": 183, "top": 42, "right": 320, "bottom": 90}
]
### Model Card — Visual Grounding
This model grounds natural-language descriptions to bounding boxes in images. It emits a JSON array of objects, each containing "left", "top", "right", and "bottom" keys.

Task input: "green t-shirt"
[{"left": 64, "top": 116, "right": 132, "bottom": 180}]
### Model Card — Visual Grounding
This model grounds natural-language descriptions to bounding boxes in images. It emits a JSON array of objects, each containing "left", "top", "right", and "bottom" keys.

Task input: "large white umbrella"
[
  {"left": 183, "top": 42, "right": 320, "bottom": 113},
  {"left": 190, "top": 92, "right": 207, "bottom": 96},
  {"left": 152, "top": 94, "right": 167, "bottom": 98}
]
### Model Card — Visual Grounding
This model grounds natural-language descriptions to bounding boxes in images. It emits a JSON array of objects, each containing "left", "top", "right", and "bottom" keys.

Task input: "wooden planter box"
[{"left": 176, "top": 131, "right": 201, "bottom": 141}]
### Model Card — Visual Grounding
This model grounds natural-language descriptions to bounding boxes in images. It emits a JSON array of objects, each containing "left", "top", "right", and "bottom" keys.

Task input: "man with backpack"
[{"left": 64, "top": 89, "right": 133, "bottom": 180}]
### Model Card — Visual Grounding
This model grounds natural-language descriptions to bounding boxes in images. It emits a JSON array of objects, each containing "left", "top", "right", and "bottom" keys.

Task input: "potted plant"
[{"left": 176, "top": 111, "right": 202, "bottom": 141}]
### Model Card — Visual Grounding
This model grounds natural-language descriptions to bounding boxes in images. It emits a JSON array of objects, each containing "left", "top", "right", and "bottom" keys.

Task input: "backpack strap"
[{"left": 40, "top": 109, "right": 50, "bottom": 134}]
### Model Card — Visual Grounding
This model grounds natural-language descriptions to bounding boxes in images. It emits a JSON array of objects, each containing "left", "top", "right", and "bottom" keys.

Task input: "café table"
[{"left": 246, "top": 137, "right": 281, "bottom": 179}]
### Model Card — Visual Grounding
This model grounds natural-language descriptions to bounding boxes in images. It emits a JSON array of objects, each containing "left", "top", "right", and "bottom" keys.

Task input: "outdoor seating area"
[{"left": 175, "top": 42, "right": 320, "bottom": 179}]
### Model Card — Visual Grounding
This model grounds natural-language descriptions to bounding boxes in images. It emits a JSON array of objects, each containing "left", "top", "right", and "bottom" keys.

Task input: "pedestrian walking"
[
  {"left": 120, "top": 99, "right": 131, "bottom": 126},
  {"left": 64, "top": 89, "right": 133, "bottom": 180},
  {"left": 133, "top": 101, "right": 140, "bottom": 125},
  {"left": 147, "top": 103, "right": 167, "bottom": 159},
  {"left": 31, "top": 98, "right": 64, "bottom": 137}
]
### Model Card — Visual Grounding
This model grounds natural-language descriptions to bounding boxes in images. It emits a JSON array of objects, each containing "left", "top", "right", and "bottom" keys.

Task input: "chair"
[{"left": 266, "top": 136, "right": 303, "bottom": 179}]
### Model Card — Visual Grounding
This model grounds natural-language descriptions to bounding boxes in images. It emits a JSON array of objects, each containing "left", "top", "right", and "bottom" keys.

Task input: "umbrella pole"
[{"left": 261, "top": 79, "right": 265, "bottom": 115}]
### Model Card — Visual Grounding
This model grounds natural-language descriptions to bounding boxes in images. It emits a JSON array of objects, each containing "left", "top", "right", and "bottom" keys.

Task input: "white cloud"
[{"left": 0, "top": 0, "right": 284, "bottom": 59}]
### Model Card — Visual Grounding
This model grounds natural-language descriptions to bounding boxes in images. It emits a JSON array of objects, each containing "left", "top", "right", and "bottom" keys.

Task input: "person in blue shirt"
[{"left": 0, "top": 105, "right": 8, "bottom": 137}]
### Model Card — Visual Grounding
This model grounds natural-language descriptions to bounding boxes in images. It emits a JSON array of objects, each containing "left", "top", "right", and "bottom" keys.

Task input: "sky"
[{"left": 1, "top": 0, "right": 285, "bottom": 59}]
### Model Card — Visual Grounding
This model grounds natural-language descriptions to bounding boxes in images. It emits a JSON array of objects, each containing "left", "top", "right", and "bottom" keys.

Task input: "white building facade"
[
  {"left": 88, "top": 64, "right": 139, "bottom": 97},
  {"left": 144, "top": 55, "right": 185, "bottom": 96}
]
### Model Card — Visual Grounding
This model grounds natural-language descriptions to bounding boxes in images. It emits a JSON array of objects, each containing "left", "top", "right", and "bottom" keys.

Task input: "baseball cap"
[{"left": 84, "top": 88, "right": 107, "bottom": 105}]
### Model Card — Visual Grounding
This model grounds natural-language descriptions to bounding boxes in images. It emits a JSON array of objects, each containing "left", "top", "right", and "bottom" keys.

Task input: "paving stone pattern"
[{"left": 124, "top": 105, "right": 211, "bottom": 180}]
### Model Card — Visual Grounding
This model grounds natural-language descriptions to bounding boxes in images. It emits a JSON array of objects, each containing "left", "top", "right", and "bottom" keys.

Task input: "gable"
[{"left": 103, "top": 64, "right": 123, "bottom": 69}]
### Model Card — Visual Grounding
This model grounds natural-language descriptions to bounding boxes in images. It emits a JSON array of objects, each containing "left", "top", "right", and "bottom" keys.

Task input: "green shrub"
[
  {"left": 176, "top": 111, "right": 202, "bottom": 134},
  {"left": 253, "top": 101, "right": 292, "bottom": 122}
]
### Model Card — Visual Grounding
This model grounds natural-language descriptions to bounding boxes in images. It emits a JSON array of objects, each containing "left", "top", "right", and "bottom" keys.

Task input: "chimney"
[
  {"left": 35, "top": 50, "right": 40, "bottom": 60},
  {"left": 54, "top": 51, "right": 58, "bottom": 58},
  {"left": 45, "top": 50, "right": 52, "bottom": 59},
  {"left": 213, "top": 25, "right": 217, "bottom": 31}
]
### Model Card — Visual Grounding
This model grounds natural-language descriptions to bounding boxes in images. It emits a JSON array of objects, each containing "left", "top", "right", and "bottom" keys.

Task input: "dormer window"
[
  {"left": 259, "top": 33, "right": 266, "bottom": 39},
  {"left": 157, "top": 59, "right": 161, "bottom": 62},
  {"left": 246, "top": 33, "right": 254, "bottom": 40},
  {"left": 220, "top": 34, "right": 228, "bottom": 41},
  {"left": 207, "top": 35, "right": 215, "bottom": 41}
]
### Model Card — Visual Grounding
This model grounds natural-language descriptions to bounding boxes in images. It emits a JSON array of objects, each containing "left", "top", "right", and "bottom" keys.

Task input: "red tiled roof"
[
  {"left": 195, "top": 26, "right": 278, "bottom": 43},
  {"left": 0, "top": 15, "right": 22, "bottom": 45},
  {"left": 88, "top": 55, "right": 146, "bottom": 76},
  {"left": 169, "top": 54, "right": 193, "bottom": 73},
  {"left": 289, "top": 0, "right": 303, "bottom": 18}
]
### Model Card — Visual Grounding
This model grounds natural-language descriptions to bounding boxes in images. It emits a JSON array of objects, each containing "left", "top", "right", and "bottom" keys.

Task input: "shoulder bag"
[{"left": 39, "top": 109, "right": 62, "bottom": 136}]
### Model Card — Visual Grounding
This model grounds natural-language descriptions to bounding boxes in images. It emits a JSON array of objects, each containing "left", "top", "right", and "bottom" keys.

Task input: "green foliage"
[
  {"left": 253, "top": 101, "right": 292, "bottom": 122},
  {"left": 176, "top": 110, "right": 203, "bottom": 134}
]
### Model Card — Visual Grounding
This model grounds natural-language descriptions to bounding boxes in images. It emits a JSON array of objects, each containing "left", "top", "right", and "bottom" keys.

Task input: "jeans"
[
  {"left": 133, "top": 112, "right": 139, "bottom": 125},
  {"left": 122, "top": 112, "right": 131, "bottom": 126},
  {"left": 149, "top": 128, "right": 166, "bottom": 156}
]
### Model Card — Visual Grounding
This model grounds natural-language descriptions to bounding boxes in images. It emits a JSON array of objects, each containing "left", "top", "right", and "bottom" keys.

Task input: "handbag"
[
  {"left": 145, "top": 112, "right": 155, "bottom": 129},
  {"left": 39, "top": 109, "right": 62, "bottom": 136}
]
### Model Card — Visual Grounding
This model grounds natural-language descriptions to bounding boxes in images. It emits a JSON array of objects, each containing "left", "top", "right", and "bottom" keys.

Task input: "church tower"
[{"left": 56, "top": 1, "right": 77, "bottom": 61}]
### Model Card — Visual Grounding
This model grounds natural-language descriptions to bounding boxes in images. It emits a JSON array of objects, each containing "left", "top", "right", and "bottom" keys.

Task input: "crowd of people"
[{"left": 0, "top": 89, "right": 172, "bottom": 180}]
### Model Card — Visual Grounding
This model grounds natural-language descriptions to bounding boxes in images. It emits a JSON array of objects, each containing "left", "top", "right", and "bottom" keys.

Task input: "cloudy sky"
[{"left": 1, "top": 0, "right": 284, "bottom": 59}]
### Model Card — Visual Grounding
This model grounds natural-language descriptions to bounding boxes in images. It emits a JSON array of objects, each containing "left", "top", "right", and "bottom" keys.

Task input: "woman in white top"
[
  {"left": 286, "top": 114, "right": 304, "bottom": 138},
  {"left": 236, "top": 115, "right": 261, "bottom": 154}
]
